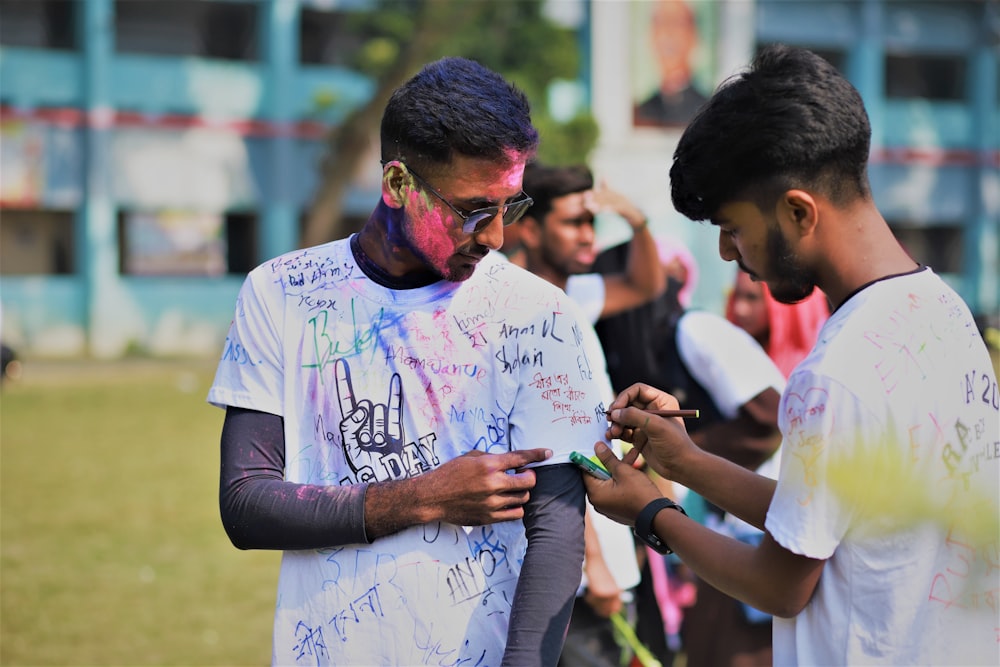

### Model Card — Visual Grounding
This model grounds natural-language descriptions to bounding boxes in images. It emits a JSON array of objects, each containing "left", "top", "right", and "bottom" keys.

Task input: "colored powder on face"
[{"left": 403, "top": 187, "right": 460, "bottom": 278}]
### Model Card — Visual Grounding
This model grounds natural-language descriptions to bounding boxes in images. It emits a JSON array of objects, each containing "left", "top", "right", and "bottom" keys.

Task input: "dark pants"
[{"left": 680, "top": 577, "right": 773, "bottom": 667}]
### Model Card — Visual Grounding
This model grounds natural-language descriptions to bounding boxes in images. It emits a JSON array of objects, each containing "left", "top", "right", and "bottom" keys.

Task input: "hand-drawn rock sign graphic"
[{"left": 334, "top": 357, "right": 408, "bottom": 481}]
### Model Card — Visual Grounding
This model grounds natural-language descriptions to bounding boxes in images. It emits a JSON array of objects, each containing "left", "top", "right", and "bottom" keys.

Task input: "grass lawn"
[{"left": 1, "top": 358, "right": 280, "bottom": 666}]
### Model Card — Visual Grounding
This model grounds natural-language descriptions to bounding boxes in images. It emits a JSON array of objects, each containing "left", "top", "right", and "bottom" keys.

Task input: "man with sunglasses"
[{"left": 208, "top": 57, "right": 613, "bottom": 666}]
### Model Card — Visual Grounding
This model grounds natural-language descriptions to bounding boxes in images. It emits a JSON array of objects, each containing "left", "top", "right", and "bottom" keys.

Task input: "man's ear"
[
  {"left": 381, "top": 161, "right": 409, "bottom": 209},
  {"left": 779, "top": 189, "right": 819, "bottom": 238},
  {"left": 517, "top": 215, "right": 542, "bottom": 249}
]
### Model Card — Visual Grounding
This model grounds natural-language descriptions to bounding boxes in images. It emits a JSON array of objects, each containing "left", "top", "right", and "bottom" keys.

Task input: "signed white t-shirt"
[
  {"left": 209, "top": 241, "right": 611, "bottom": 666},
  {"left": 767, "top": 268, "right": 999, "bottom": 666}
]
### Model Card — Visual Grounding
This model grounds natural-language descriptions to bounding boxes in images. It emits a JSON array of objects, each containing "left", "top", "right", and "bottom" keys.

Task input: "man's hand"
[
  {"left": 581, "top": 442, "right": 663, "bottom": 528},
  {"left": 604, "top": 383, "right": 701, "bottom": 482},
  {"left": 583, "top": 559, "right": 623, "bottom": 618},
  {"left": 418, "top": 448, "right": 553, "bottom": 526},
  {"left": 584, "top": 181, "right": 647, "bottom": 230}
]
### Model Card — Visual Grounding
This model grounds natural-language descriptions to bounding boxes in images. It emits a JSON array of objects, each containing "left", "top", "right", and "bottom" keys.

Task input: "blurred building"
[{"left": 0, "top": 0, "right": 996, "bottom": 358}]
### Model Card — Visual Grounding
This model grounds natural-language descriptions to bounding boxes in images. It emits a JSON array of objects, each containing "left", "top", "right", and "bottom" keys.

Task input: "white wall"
[{"left": 588, "top": 0, "right": 756, "bottom": 314}]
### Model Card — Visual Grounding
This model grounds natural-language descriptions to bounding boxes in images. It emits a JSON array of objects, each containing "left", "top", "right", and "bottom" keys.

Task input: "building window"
[
  {"left": 0, "top": 0, "right": 77, "bottom": 50},
  {"left": 299, "top": 6, "right": 367, "bottom": 65},
  {"left": 885, "top": 54, "right": 967, "bottom": 100},
  {"left": 0, "top": 209, "right": 75, "bottom": 275},
  {"left": 225, "top": 211, "right": 258, "bottom": 275},
  {"left": 890, "top": 223, "right": 964, "bottom": 275},
  {"left": 115, "top": 1, "right": 258, "bottom": 61},
  {"left": 118, "top": 209, "right": 257, "bottom": 276}
]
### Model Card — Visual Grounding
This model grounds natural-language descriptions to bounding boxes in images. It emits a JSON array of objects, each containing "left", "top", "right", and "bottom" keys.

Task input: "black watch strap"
[{"left": 633, "top": 497, "right": 687, "bottom": 555}]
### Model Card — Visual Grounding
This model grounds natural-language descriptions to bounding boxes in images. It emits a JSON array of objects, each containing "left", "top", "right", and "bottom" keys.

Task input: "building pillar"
[
  {"left": 260, "top": 0, "right": 300, "bottom": 259},
  {"left": 853, "top": 0, "right": 884, "bottom": 151},
  {"left": 79, "top": 0, "right": 120, "bottom": 358},
  {"left": 967, "top": 42, "right": 998, "bottom": 316}
]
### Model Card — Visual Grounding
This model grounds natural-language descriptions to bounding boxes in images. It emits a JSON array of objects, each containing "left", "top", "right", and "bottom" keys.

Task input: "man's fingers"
[
  {"left": 606, "top": 405, "right": 654, "bottom": 430},
  {"left": 592, "top": 441, "right": 620, "bottom": 471},
  {"left": 501, "top": 448, "right": 552, "bottom": 470},
  {"left": 621, "top": 446, "right": 642, "bottom": 467}
]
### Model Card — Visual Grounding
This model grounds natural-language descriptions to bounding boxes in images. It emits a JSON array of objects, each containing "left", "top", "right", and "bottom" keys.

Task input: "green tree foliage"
[{"left": 302, "top": 0, "right": 597, "bottom": 247}]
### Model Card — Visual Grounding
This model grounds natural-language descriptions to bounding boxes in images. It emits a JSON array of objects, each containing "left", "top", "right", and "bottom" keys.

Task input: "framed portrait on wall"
[{"left": 631, "top": 0, "right": 718, "bottom": 128}]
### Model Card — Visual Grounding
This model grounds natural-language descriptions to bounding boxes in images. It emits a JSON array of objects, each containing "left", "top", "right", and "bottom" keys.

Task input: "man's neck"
[
  {"left": 524, "top": 257, "right": 569, "bottom": 292},
  {"left": 353, "top": 213, "right": 439, "bottom": 289}
]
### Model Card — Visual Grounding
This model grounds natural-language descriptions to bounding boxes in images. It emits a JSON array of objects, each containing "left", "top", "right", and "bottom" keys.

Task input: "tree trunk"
[{"left": 301, "top": 0, "right": 478, "bottom": 248}]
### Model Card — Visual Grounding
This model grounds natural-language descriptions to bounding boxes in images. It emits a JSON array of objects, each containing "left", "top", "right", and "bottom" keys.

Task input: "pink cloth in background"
[
  {"left": 654, "top": 237, "right": 699, "bottom": 307},
  {"left": 726, "top": 279, "right": 830, "bottom": 378},
  {"left": 646, "top": 546, "right": 696, "bottom": 643}
]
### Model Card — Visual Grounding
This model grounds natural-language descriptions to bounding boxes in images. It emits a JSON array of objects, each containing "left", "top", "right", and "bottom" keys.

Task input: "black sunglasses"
[{"left": 398, "top": 164, "right": 534, "bottom": 235}]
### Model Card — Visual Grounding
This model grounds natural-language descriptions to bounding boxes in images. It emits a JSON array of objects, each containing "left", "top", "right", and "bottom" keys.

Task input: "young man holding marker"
[{"left": 585, "top": 45, "right": 1000, "bottom": 666}]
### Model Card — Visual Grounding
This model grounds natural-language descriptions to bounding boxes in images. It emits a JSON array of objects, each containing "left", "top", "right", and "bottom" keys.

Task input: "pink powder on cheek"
[{"left": 404, "top": 189, "right": 460, "bottom": 273}]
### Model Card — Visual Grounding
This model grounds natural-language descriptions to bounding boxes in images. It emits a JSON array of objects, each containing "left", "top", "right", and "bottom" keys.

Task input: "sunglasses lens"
[
  {"left": 464, "top": 211, "right": 499, "bottom": 234},
  {"left": 463, "top": 195, "right": 534, "bottom": 234},
  {"left": 502, "top": 197, "right": 533, "bottom": 225}
]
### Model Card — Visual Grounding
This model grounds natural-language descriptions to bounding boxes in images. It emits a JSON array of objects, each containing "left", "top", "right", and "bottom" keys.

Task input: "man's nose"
[
  {"left": 474, "top": 212, "right": 505, "bottom": 251},
  {"left": 718, "top": 231, "right": 739, "bottom": 262}
]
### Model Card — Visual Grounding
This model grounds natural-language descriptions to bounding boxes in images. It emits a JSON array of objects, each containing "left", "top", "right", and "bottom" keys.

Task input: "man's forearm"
[
  {"left": 690, "top": 418, "right": 781, "bottom": 470},
  {"left": 220, "top": 407, "right": 369, "bottom": 549},
  {"left": 669, "top": 447, "right": 776, "bottom": 531},
  {"left": 647, "top": 502, "right": 821, "bottom": 617},
  {"left": 624, "top": 224, "right": 666, "bottom": 298},
  {"left": 502, "top": 464, "right": 586, "bottom": 667}
]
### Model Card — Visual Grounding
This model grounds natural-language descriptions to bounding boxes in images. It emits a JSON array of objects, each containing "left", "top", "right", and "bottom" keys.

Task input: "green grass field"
[{"left": 1, "top": 358, "right": 280, "bottom": 666}]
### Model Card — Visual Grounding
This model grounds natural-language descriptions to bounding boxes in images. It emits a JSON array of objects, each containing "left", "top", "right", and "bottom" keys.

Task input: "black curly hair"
[
  {"left": 670, "top": 44, "right": 872, "bottom": 222},
  {"left": 380, "top": 57, "right": 539, "bottom": 173}
]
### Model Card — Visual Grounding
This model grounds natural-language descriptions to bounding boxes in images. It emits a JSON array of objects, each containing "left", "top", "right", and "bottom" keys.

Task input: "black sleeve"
[
  {"left": 219, "top": 406, "right": 368, "bottom": 550},
  {"left": 501, "top": 463, "right": 586, "bottom": 667}
]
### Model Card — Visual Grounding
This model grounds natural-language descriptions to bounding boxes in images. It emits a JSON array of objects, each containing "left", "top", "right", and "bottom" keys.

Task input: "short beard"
[{"left": 766, "top": 226, "right": 817, "bottom": 304}]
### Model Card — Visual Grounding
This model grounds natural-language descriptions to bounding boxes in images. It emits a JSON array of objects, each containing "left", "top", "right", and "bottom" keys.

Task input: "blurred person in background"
[
  {"left": 0, "top": 301, "right": 21, "bottom": 384},
  {"left": 208, "top": 57, "right": 613, "bottom": 667},
  {"left": 726, "top": 268, "right": 830, "bottom": 378},
  {"left": 513, "top": 161, "right": 666, "bottom": 322}
]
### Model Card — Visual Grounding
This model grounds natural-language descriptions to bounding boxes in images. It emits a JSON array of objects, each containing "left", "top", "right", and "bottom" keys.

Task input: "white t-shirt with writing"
[
  {"left": 209, "top": 242, "right": 612, "bottom": 666},
  {"left": 766, "top": 268, "right": 1000, "bottom": 666}
]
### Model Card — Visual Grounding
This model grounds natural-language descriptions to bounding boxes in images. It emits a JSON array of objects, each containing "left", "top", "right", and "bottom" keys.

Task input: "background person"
[
  {"left": 725, "top": 268, "right": 830, "bottom": 378},
  {"left": 208, "top": 57, "right": 613, "bottom": 667},
  {"left": 586, "top": 44, "right": 999, "bottom": 667},
  {"left": 516, "top": 161, "right": 666, "bottom": 322}
]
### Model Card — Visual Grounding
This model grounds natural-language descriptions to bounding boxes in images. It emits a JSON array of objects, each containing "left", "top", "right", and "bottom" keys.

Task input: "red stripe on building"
[{"left": 0, "top": 105, "right": 330, "bottom": 140}]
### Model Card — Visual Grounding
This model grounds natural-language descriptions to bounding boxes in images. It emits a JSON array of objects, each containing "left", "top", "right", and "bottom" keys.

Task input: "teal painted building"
[{"left": 0, "top": 0, "right": 996, "bottom": 358}]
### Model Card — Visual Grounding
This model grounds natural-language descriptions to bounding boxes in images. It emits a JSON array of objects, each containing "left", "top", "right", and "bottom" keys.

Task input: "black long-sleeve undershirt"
[
  {"left": 219, "top": 405, "right": 585, "bottom": 666},
  {"left": 219, "top": 406, "right": 368, "bottom": 549}
]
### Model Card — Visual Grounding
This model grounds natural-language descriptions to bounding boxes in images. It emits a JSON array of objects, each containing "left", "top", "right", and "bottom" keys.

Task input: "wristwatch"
[{"left": 633, "top": 497, "right": 687, "bottom": 555}]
